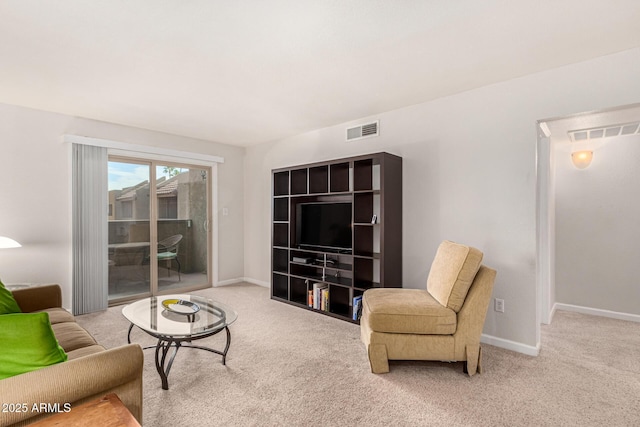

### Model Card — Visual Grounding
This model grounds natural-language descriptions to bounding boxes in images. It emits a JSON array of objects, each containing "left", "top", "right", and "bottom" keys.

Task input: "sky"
[{"left": 108, "top": 162, "right": 182, "bottom": 191}]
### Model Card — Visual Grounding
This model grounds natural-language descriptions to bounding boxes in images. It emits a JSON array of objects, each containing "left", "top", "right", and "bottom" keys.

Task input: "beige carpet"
[{"left": 77, "top": 283, "right": 640, "bottom": 426}]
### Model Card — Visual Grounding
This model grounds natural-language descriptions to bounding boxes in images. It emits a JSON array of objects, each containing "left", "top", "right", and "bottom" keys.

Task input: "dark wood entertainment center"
[{"left": 271, "top": 152, "right": 402, "bottom": 322}]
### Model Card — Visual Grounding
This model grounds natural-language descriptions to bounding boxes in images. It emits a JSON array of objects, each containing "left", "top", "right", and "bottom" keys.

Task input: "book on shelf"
[
  {"left": 312, "top": 282, "right": 328, "bottom": 310},
  {"left": 320, "top": 288, "right": 329, "bottom": 312},
  {"left": 352, "top": 295, "right": 363, "bottom": 320},
  {"left": 308, "top": 290, "right": 313, "bottom": 308}
]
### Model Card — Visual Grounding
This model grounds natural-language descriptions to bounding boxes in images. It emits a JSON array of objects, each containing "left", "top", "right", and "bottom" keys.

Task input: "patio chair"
[{"left": 157, "top": 234, "right": 183, "bottom": 281}]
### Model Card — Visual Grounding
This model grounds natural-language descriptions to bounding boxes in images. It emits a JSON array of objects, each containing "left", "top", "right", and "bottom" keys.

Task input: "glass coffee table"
[{"left": 122, "top": 294, "right": 237, "bottom": 390}]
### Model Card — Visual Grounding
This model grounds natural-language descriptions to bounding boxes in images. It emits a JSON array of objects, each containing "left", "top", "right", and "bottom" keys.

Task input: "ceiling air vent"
[
  {"left": 568, "top": 121, "right": 640, "bottom": 142},
  {"left": 346, "top": 120, "right": 379, "bottom": 142}
]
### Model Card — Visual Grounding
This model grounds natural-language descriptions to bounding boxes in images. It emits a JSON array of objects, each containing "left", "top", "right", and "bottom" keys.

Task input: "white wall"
[
  {"left": 0, "top": 103, "right": 245, "bottom": 309},
  {"left": 244, "top": 47, "right": 640, "bottom": 351},
  {"left": 555, "top": 133, "right": 640, "bottom": 315}
]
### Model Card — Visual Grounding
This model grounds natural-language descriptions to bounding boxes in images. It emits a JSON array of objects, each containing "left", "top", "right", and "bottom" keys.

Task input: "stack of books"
[{"left": 308, "top": 283, "right": 329, "bottom": 311}]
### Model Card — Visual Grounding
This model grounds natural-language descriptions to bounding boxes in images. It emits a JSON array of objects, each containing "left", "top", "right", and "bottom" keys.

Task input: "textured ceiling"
[{"left": 1, "top": 0, "right": 640, "bottom": 146}]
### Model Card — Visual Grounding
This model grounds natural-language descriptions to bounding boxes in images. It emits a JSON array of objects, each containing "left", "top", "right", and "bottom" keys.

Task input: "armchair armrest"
[
  {"left": 0, "top": 344, "right": 143, "bottom": 427},
  {"left": 11, "top": 284, "right": 62, "bottom": 313},
  {"left": 454, "top": 266, "right": 497, "bottom": 353}
]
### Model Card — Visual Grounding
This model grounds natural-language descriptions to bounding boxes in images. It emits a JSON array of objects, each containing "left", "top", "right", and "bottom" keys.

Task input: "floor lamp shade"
[{"left": 0, "top": 236, "right": 21, "bottom": 248}]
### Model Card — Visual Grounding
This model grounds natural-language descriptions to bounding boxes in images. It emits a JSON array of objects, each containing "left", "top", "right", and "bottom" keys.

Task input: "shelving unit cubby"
[{"left": 271, "top": 152, "right": 402, "bottom": 323}]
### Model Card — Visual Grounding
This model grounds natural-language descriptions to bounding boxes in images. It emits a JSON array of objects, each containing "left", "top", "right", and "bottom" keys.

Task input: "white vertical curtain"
[{"left": 72, "top": 143, "right": 108, "bottom": 315}]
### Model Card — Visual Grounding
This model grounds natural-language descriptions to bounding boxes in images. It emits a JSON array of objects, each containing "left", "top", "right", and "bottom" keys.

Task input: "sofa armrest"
[
  {"left": 0, "top": 344, "right": 143, "bottom": 427},
  {"left": 11, "top": 284, "right": 62, "bottom": 313}
]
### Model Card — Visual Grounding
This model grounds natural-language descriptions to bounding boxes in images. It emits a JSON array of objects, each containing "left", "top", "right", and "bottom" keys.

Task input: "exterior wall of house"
[
  {"left": 0, "top": 104, "right": 245, "bottom": 309},
  {"left": 243, "top": 47, "right": 640, "bottom": 351}
]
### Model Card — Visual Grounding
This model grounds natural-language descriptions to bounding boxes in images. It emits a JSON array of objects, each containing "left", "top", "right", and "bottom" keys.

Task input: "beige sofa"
[{"left": 0, "top": 285, "right": 143, "bottom": 427}]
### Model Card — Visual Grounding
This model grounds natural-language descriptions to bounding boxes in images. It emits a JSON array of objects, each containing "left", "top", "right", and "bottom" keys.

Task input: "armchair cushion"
[
  {"left": 427, "top": 240, "right": 483, "bottom": 312},
  {"left": 363, "top": 288, "right": 456, "bottom": 335}
]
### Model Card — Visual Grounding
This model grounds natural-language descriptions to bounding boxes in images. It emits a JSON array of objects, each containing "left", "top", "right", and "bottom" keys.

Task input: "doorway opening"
[{"left": 536, "top": 103, "right": 640, "bottom": 341}]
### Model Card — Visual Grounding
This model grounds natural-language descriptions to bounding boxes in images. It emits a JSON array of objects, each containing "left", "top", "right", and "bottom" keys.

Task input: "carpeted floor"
[{"left": 77, "top": 283, "right": 640, "bottom": 426}]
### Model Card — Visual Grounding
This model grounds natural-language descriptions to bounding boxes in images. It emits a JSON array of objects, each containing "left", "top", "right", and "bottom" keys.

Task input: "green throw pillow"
[
  {"left": 0, "top": 312, "right": 67, "bottom": 380},
  {"left": 0, "top": 279, "right": 22, "bottom": 314}
]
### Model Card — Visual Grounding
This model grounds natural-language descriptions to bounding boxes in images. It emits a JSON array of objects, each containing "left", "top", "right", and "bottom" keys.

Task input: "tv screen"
[{"left": 297, "top": 202, "right": 352, "bottom": 251}]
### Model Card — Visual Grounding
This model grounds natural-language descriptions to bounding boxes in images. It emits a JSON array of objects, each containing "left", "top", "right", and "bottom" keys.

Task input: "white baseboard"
[
  {"left": 243, "top": 277, "right": 270, "bottom": 287},
  {"left": 554, "top": 303, "right": 640, "bottom": 323},
  {"left": 215, "top": 278, "right": 245, "bottom": 287},
  {"left": 215, "top": 277, "right": 270, "bottom": 288},
  {"left": 481, "top": 334, "right": 540, "bottom": 356}
]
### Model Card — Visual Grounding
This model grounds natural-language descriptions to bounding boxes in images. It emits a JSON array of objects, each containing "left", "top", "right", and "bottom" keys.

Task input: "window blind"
[{"left": 72, "top": 143, "right": 108, "bottom": 315}]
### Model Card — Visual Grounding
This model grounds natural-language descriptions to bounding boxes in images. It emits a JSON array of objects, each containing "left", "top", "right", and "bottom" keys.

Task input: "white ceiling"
[{"left": 1, "top": 1, "right": 640, "bottom": 147}]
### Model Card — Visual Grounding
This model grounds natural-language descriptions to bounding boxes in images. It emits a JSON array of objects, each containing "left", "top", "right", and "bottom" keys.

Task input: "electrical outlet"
[{"left": 495, "top": 298, "right": 505, "bottom": 313}]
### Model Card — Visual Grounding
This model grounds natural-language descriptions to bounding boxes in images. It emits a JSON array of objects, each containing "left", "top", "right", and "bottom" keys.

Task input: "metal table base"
[{"left": 127, "top": 323, "right": 231, "bottom": 390}]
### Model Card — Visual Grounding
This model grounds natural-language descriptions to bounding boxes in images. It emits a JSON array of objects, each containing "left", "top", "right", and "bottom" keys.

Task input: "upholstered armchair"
[{"left": 360, "top": 240, "right": 496, "bottom": 375}]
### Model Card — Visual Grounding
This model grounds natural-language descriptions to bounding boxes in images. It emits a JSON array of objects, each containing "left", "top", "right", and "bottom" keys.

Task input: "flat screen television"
[{"left": 296, "top": 202, "right": 352, "bottom": 252}]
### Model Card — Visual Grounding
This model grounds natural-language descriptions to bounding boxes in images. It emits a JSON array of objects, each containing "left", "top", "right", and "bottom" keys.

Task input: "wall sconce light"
[{"left": 571, "top": 151, "right": 593, "bottom": 169}]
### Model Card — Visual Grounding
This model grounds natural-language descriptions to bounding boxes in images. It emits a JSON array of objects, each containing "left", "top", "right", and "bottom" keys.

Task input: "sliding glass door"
[
  {"left": 107, "top": 158, "right": 211, "bottom": 303},
  {"left": 108, "top": 160, "right": 152, "bottom": 300},
  {"left": 155, "top": 164, "right": 210, "bottom": 293}
]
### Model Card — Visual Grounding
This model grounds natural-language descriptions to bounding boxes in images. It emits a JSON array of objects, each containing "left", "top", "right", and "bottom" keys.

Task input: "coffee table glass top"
[{"left": 122, "top": 294, "right": 237, "bottom": 338}]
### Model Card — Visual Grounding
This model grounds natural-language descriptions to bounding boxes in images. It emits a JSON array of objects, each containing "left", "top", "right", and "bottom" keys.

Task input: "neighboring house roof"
[
  {"left": 157, "top": 178, "right": 178, "bottom": 197},
  {"left": 116, "top": 180, "right": 150, "bottom": 201},
  {"left": 115, "top": 174, "right": 181, "bottom": 201}
]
